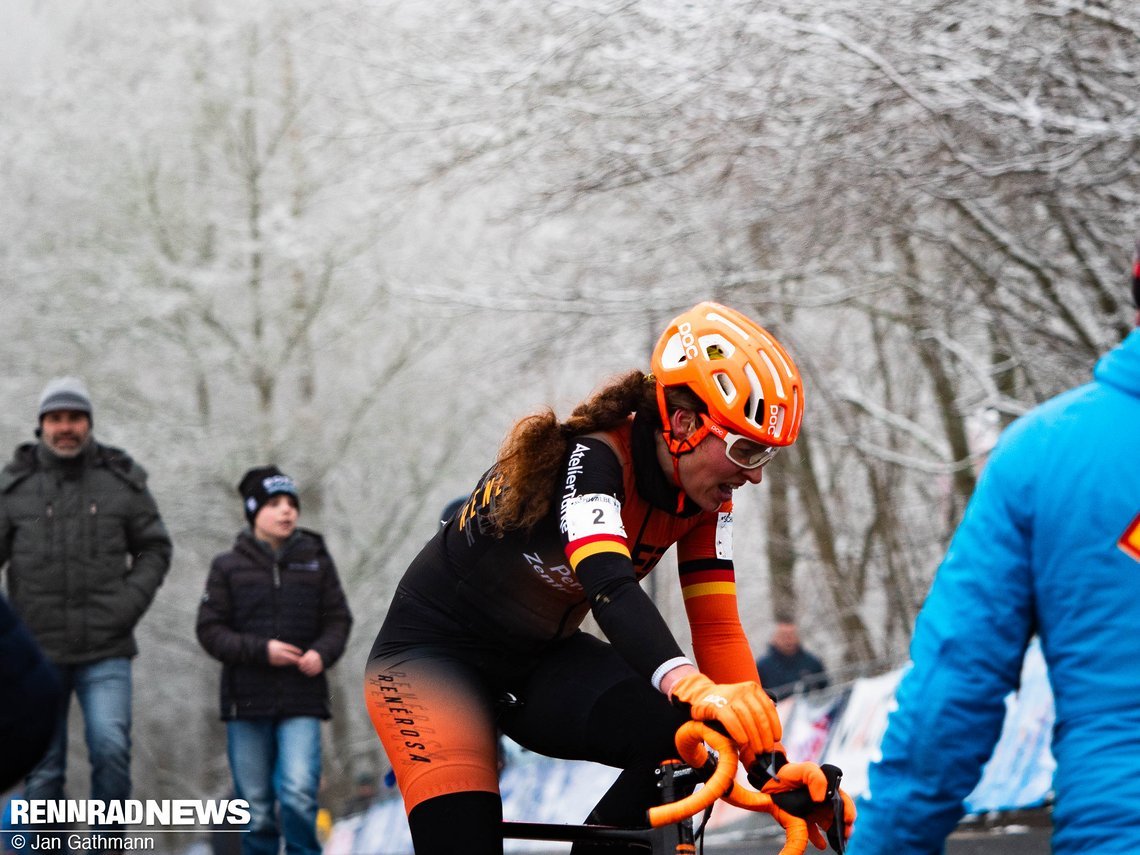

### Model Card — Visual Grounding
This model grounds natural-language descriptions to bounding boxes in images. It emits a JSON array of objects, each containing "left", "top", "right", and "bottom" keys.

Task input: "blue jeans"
[
  {"left": 25, "top": 657, "right": 132, "bottom": 805},
  {"left": 227, "top": 717, "right": 322, "bottom": 855}
]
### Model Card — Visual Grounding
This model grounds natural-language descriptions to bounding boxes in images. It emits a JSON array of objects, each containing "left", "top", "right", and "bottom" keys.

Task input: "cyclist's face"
[{"left": 669, "top": 413, "right": 765, "bottom": 511}]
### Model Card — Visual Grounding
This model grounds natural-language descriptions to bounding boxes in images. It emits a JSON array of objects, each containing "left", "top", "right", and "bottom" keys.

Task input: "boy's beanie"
[{"left": 238, "top": 466, "right": 300, "bottom": 525}]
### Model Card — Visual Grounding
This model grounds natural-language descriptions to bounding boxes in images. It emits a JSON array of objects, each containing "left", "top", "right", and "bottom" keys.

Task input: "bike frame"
[
  {"left": 500, "top": 759, "right": 703, "bottom": 854},
  {"left": 498, "top": 720, "right": 848, "bottom": 855}
]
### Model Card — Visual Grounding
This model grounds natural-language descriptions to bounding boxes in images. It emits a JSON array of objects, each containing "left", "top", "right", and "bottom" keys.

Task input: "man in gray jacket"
[{"left": 0, "top": 376, "right": 172, "bottom": 805}]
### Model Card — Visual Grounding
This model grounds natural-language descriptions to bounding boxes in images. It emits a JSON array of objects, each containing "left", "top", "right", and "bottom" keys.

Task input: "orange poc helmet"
[{"left": 651, "top": 302, "right": 804, "bottom": 454}]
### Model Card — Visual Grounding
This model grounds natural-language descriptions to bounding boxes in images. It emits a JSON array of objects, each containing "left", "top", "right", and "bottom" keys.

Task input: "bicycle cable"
[{"left": 693, "top": 802, "right": 714, "bottom": 854}]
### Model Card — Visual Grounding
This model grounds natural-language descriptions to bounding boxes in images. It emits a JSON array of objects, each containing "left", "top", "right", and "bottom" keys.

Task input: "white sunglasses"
[{"left": 699, "top": 414, "right": 780, "bottom": 470}]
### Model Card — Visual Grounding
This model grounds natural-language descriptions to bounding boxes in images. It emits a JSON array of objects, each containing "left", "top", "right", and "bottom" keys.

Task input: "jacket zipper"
[
  {"left": 273, "top": 557, "right": 282, "bottom": 715},
  {"left": 45, "top": 502, "right": 54, "bottom": 557},
  {"left": 89, "top": 501, "right": 98, "bottom": 557},
  {"left": 44, "top": 503, "right": 61, "bottom": 605}
]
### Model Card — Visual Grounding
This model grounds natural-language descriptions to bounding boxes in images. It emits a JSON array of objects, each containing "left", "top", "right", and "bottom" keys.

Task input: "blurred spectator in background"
[
  {"left": 439, "top": 495, "right": 467, "bottom": 528},
  {"left": 197, "top": 466, "right": 352, "bottom": 855},
  {"left": 847, "top": 242, "right": 1140, "bottom": 854},
  {"left": 754, "top": 616, "right": 829, "bottom": 701},
  {"left": 0, "top": 376, "right": 172, "bottom": 810},
  {"left": 341, "top": 772, "right": 378, "bottom": 817}
]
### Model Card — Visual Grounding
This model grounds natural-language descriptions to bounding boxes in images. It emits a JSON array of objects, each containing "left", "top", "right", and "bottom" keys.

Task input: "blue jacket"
[
  {"left": 848, "top": 330, "right": 1140, "bottom": 855},
  {"left": 755, "top": 645, "right": 828, "bottom": 700}
]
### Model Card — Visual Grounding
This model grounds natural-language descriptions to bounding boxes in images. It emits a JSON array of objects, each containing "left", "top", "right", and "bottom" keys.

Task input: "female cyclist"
[{"left": 365, "top": 302, "right": 841, "bottom": 854}]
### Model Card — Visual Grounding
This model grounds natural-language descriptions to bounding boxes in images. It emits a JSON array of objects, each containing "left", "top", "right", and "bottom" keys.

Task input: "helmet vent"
[
  {"left": 757, "top": 332, "right": 795, "bottom": 382},
  {"left": 658, "top": 333, "right": 691, "bottom": 370},
  {"left": 707, "top": 310, "right": 750, "bottom": 341},
  {"left": 698, "top": 334, "right": 735, "bottom": 363},
  {"left": 713, "top": 372, "right": 737, "bottom": 404},
  {"left": 743, "top": 363, "right": 764, "bottom": 428},
  {"left": 759, "top": 351, "right": 786, "bottom": 398},
  {"left": 747, "top": 394, "right": 765, "bottom": 424}
]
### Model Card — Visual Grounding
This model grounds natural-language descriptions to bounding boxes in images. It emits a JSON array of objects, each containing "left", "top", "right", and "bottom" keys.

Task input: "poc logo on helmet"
[
  {"left": 678, "top": 322, "right": 699, "bottom": 359},
  {"left": 767, "top": 404, "right": 781, "bottom": 437}
]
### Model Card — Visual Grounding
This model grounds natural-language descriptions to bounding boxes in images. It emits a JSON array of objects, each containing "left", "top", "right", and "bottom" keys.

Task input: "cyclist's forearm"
[{"left": 585, "top": 570, "right": 690, "bottom": 686}]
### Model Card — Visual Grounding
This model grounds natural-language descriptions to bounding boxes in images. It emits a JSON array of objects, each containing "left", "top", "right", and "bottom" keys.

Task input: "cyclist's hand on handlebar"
[
  {"left": 750, "top": 760, "right": 855, "bottom": 853},
  {"left": 816, "top": 777, "right": 855, "bottom": 854},
  {"left": 821, "top": 785, "right": 856, "bottom": 853},
  {"left": 669, "top": 673, "right": 782, "bottom": 755},
  {"left": 741, "top": 740, "right": 788, "bottom": 786}
]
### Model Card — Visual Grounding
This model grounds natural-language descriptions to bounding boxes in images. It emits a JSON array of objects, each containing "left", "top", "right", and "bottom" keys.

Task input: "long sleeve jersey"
[{"left": 385, "top": 414, "right": 761, "bottom": 689}]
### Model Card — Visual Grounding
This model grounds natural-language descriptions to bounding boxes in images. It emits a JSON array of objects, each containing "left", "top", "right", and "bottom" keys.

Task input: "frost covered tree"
[{"left": 2, "top": 0, "right": 1137, "bottom": 808}]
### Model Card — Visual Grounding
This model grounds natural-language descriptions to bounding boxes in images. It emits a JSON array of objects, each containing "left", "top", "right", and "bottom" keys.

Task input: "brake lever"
[
  {"left": 753, "top": 752, "right": 781, "bottom": 783},
  {"left": 829, "top": 767, "right": 846, "bottom": 854}
]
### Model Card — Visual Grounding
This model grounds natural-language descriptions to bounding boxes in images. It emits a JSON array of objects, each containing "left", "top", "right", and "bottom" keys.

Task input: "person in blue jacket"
[{"left": 847, "top": 245, "right": 1140, "bottom": 855}]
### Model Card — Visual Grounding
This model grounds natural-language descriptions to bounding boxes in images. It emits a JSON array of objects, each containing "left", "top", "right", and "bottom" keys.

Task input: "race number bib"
[
  {"left": 715, "top": 511, "right": 733, "bottom": 560},
  {"left": 564, "top": 494, "right": 626, "bottom": 541}
]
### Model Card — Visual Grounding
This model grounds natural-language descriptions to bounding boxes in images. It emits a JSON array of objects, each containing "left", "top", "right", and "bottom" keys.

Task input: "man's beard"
[{"left": 46, "top": 434, "right": 91, "bottom": 459}]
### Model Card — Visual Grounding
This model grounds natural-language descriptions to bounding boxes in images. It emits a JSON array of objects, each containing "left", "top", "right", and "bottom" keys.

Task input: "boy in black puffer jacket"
[{"left": 197, "top": 466, "right": 352, "bottom": 855}]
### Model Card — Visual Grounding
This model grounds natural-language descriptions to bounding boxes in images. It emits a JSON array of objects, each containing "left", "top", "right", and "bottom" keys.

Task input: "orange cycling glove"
[
  {"left": 754, "top": 760, "right": 856, "bottom": 852},
  {"left": 669, "top": 673, "right": 782, "bottom": 756}
]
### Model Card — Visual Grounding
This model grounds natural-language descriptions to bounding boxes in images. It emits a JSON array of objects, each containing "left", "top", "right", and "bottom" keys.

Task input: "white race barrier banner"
[
  {"left": 779, "top": 688, "right": 850, "bottom": 766},
  {"left": 964, "top": 638, "right": 1056, "bottom": 812},
  {"left": 828, "top": 640, "right": 1056, "bottom": 815},
  {"left": 500, "top": 745, "right": 619, "bottom": 852},
  {"left": 818, "top": 668, "right": 904, "bottom": 799},
  {"left": 323, "top": 812, "right": 369, "bottom": 855},
  {"left": 332, "top": 743, "right": 619, "bottom": 855}
]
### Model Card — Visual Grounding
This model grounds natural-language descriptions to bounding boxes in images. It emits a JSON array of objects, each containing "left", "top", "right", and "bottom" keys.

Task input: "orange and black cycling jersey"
[{"left": 376, "top": 411, "right": 760, "bottom": 687}]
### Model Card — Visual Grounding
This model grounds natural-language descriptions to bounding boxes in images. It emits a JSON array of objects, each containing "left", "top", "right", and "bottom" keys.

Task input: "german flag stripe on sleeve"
[
  {"left": 567, "top": 533, "right": 631, "bottom": 570},
  {"left": 680, "top": 569, "right": 734, "bottom": 585},
  {"left": 678, "top": 557, "right": 733, "bottom": 578},
  {"left": 682, "top": 580, "right": 737, "bottom": 600},
  {"left": 680, "top": 563, "right": 737, "bottom": 601}
]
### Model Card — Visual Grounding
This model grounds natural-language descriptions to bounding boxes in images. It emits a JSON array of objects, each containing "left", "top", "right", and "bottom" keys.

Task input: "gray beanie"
[{"left": 38, "top": 376, "right": 93, "bottom": 421}]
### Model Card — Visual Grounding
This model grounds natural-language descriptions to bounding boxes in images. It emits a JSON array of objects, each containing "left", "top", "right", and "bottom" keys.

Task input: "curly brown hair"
[{"left": 487, "top": 370, "right": 705, "bottom": 533}]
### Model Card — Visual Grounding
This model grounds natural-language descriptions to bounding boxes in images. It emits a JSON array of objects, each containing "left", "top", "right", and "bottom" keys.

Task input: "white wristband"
[{"left": 652, "top": 656, "right": 694, "bottom": 693}]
